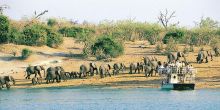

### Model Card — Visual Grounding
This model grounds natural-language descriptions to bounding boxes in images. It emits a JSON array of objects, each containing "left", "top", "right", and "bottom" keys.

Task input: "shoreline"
[{"left": 9, "top": 73, "right": 220, "bottom": 90}]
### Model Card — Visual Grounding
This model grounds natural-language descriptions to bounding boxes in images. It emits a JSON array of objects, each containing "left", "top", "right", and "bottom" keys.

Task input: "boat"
[{"left": 160, "top": 65, "right": 196, "bottom": 90}]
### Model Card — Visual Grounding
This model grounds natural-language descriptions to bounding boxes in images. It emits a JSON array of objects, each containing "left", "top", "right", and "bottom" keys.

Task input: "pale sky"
[{"left": 1, "top": 0, "right": 220, "bottom": 27}]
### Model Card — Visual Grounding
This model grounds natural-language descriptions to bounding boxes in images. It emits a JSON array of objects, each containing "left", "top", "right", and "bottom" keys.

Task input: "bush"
[
  {"left": 91, "top": 36, "right": 124, "bottom": 58},
  {"left": 47, "top": 18, "right": 57, "bottom": 27},
  {"left": 58, "top": 27, "right": 95, "bottom": 38},
  {"left": 46, "top": 28, "right": 63, "bottom": 48},
  {"left": 155, "top": 43, "right": 163, "bottom": 53},
  {"left": 183, "top": 46, "right": 189, "bottom": 54},
  {"left": 163, "top": 28, "right": 185, "bottom": 44},
  {"left": 164, "top": 37, "right": 178, "bottom": 54},
  {"left": 210, "top": 38, "right": 220, "bottom": 49},
  {"left": 8, "top": 26, "right": 23, "bottom": 44},
  {"left": 0, "top": 15, "right": 9, "bottom": 43},
  {"left": 21, "top": 48, "right": 32, "bottom": 59},
  {"left": 22, "top": 24, "right": 47, "bottom": 46}
]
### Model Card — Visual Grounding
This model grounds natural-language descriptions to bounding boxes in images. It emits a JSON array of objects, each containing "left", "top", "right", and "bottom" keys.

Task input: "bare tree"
[
  {"left": 34, "top": 10, "right": 48, "bottom": 19},
  {"left": 158, "top": 9, "right": 179, "bottom": 30},
  {"left": 0, "top": 4, "right": 9, "bottom": 14},
  {"left": 24, "top": 10, "right": 48, "bottom": 27}
]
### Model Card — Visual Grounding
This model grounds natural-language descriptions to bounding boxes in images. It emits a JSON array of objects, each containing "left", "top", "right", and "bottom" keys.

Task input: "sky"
[{"left": 1, "top": 0, "right": 220, "bottom": 27}]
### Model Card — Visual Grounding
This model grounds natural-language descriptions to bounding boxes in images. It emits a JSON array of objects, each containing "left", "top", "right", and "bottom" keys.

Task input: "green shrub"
[
  {"left": 163, "top": 28, "right": 185, "bottom": 44},
  {"left": 8, "top": 26, "right": 24, "bottom": 44},
  {"left": 58, "top": 27, "right": 95, "bottom": 38},
  {"left": 22, "top": 24, "right": 47, "bottom": 46},
  {"left": 47, "top": 18, "right": 57, "bottom": 27},
  {"left": 21, "top": 48, "right": 32, "bottom": 59},
  {"left": 91, "top": 36, "right": 124, "bottom": 58},
  {"left": 95, "top": 49, "right": 107, "bottom": 60},
  {"left": 46, "top": 28, "right": 63, "bottom": 48},
  {"left": 0, "top": 15, "right": 9, "bottom": 43}
]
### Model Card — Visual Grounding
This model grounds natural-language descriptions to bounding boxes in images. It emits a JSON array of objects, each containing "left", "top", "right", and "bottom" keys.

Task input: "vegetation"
[
  {"left": 0, "top": 13, "right": 219, "bottom": 59},
  {"left": 47, "top": 18, "right": 57, "bottom": 27},
  {"left": 21, "top": 48, "right": 32, "bottom": 59},
  {"left": 164, "top": 37, "right": 178, "bottom": 54},
  {"left": 0, "top": 15, "right": 9, "bottom": 43},
  {"left": 91, "top": 36, "right": 124, "bottom": 60}
]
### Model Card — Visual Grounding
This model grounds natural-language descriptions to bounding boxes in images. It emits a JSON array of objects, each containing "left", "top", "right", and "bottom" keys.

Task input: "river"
[{"left": 0, "top": 87, "right": 220, "bottom": 110}]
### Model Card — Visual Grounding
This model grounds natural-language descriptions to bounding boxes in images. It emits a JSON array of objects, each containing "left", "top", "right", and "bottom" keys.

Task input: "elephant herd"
[
  {"left": 1, "top": 47, "right": 219, "bottom": 89},
  {"left": 26, "top": 63, "right": 126, "bottom": 85}
]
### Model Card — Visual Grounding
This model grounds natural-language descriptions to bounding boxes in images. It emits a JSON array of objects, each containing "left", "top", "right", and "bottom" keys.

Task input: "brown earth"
[{"left": 0, "top": 37, "right": 220, "bottom": 89}]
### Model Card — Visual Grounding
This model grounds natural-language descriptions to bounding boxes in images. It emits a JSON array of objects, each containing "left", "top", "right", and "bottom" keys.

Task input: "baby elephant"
[{"left": 32, "top": 77, "right": 42, "bottom": 85}]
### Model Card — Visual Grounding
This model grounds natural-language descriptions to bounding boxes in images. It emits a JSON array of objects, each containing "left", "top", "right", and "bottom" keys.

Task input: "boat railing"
[{"left": 159, "top": 66, "right": 196, "bottom": 83}]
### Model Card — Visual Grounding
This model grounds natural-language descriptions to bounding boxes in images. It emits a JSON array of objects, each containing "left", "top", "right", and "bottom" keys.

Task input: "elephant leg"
[
  {"left": 6, "top": 81, "right": 11, "bottom": 89},
  {"left": 107, "top": 71, "right": 111, "bottom": 77},
  {"left": 95, "top": 69, "right": 98, "bottom": 75},
  {"left": 206, "top": 57, "right": 208, "bottom": 63}
]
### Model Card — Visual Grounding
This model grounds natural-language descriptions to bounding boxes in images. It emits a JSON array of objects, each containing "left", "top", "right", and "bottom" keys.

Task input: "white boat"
[{"left": 161, "top": 66, "right": 196, "bottom": 90}]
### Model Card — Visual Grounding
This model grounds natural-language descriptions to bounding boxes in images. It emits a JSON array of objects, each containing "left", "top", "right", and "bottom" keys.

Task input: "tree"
[
  {"left": 195, "top": 17, "right": 219, "bottom": 29},
  {"left": 47, "top": 18, "right": 57, "bottom": 27},
  {"left": 0, "top": 15, "right": 9, "bottom": 43},
  {"left": 158, "top": 9, "right": 179, "bottom": 30},
  {"left": 0, "top": 4, "right": 9, "bottom": 15}
]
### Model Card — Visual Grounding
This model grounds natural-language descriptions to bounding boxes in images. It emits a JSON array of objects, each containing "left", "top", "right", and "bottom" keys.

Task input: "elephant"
[
  {"left": 99, "top": 64, "right": 111, "bottom": 78},
  {"left": 129, "top": 62, "right": 143, "bottom": 74},
  {"left": 55, "top": 66, "right": 68, "bottom": 82},
  {"left": 149, "top": 60, "right": 159, "bottom": 76},
  {"left": 32, "top": 77, "right": 42, "bottom": 85},
  {"left": 214, "top": 47, "right": 220, "bottom": 57},
  {"left": 113, "top": 63, "right": 126, "bottom": 75},
  {"left": 45, "top": 66, "right": 66, "bottom": 84},
  {"left": 79, "top": 65, "right": 89, "bottom": 78},
  {"left": 197, "top": 50, "right": 213, "bottom": 64},
  {"left": 90, "top": 62, "right": 99, "bottom": 76},
  {"left": 0, "top": 75, "right": 15, "bottom": 89},
  {"left": 176, "top": 52, "right": 187, "bottom": 63},
  {"left": 143, "top": 57, "right": 151, "bottom": 65},
  {"left": 143, "top": 65, "right": 154, "bottom": 77},
  {"left": 69, "top": 71, "right": 78, "bottom": 78},
  {"left": 167, "top": 53, "right": 176, "bottom": 63},
  {"left": 25, "top": 65, "right": 45, "bottom": 79}
]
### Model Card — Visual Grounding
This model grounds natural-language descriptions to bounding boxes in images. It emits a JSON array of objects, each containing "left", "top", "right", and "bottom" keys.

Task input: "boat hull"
[{"left": 161, "top": 83, "right": 195, "bottom": 90}]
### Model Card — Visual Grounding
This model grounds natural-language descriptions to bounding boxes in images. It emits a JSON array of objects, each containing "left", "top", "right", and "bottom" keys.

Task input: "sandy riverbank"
[{"left": 1, "top": 37, "right": 220, "bottom": 89}]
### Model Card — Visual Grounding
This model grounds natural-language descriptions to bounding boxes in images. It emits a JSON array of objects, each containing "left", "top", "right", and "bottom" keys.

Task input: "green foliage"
[
  {"left": 47, "top": 18, "right": 57, "bottom": 27},
  {"left": 0, "top": 15, "right": 9, "bottom": 43},
  {"left": 58, "top": 26, "right": 95, "bottom": 38},
  {"left": 163, "top": 28, "right": 186, "bottom": 44},
  {"left": 45, "top": 27, "right": 63, "bottom": 48},
  {"left": 98, "top": 20, "right": 163, "bottom": 43},
  {"left": 91, "top": 35, "right": 124, "bottom": 58},
  {"left": 22, "top": 24, "right": 47, "bottom": 46},
  {"left": 8, "top": 26, "right": 24, "bottom": 44},
  {"left": 21, "top": 48, "right": 32, "bottom": 59}
]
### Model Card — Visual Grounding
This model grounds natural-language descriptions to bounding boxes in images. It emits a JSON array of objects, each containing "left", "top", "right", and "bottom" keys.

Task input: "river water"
[{"left": 0, "top": 87, "right": 220, "bottom": 110}]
